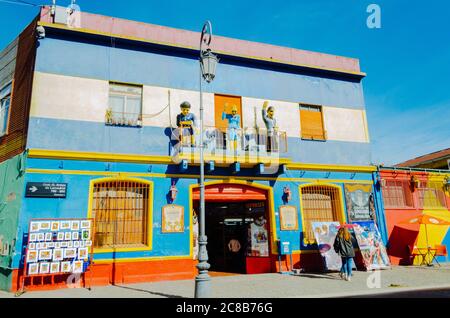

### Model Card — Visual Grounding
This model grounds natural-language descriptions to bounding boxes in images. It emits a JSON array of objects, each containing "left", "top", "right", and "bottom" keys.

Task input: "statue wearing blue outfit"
[
  {"left": 176, "top": 101, "right": 197, "bottom": 146},
  {"left": 222, "top": 104, "right": 241, "bottom": 151}
]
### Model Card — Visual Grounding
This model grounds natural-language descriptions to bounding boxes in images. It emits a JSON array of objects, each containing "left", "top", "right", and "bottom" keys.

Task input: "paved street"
[{"left": 1, "top": 265, "right": 450, "bottom": 298}]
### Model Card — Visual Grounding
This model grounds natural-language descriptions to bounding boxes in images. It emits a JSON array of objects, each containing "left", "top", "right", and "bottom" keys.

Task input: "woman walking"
[{"left": 333, "top": 226, "right": 356, "bottom": 281}]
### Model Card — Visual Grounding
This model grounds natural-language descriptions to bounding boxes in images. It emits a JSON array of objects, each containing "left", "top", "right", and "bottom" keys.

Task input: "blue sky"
[{"left": 1, "top": 0, "right": 449, "bottom": 166}]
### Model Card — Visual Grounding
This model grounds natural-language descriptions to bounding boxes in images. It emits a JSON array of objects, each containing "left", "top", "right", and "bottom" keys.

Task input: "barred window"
[
  {"left": 382, "top": 180, "right": 414, "bottom": 208},
  {"left": 91, "top": 179, "right": 150, "bottom": 249},
  {"left": 417, "top": 182, "right": 447, "bottom": 209},
  {"left": 300, "top": 185, "right": 343, "bottom": 243}
]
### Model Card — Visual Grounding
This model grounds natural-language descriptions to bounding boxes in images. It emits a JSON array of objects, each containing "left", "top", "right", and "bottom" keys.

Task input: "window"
[
  {"left": 91, "top": 179, "right": 151, "bottom": 249},
  {"left": 0, "top": 83, "right": 12, "bottom": 137},
  {"left": 107, "top": 83, "right": 142, "bottom": 127},
  {"left": 417, "top": 182, "right": 447, "bottom": 209},
  {"left": 382, "top": 180, "right": 414, "bottom": 208},
  {"left": 299, "top": 104, "right": 326, "bottom": 140},
  {"left": 300, "top": 185, "right": 343, "bottom": 242}
]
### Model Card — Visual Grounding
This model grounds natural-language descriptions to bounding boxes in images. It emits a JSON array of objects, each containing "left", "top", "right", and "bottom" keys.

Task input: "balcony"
[
  {"left": 172, "top": 126, "right": 288, "bottom": 166},
  {"left": 105, "top": 110, "right": 142, "bottom": 127}
]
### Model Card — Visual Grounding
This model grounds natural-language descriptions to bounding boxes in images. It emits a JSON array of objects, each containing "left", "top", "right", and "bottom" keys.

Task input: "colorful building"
[
  {"left": 0, "top": 6, "right": 385, "bottom": 292},
  {"left": 378, "top": 167, "right": 450, "bottom": 265},
  {"left": 396, "top": 148, "right": 450, "bottom": 170}
]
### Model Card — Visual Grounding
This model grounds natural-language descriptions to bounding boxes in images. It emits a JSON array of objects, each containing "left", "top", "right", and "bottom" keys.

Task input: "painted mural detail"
[
  {"left": 312, "top": 222, "right": 341, "bottom": 271},
  {"left": 344, "top": 184, "right": 375, "bottom": 222},
  {"left": 353, "top": 221, "right": 390, "bottom": 270}
]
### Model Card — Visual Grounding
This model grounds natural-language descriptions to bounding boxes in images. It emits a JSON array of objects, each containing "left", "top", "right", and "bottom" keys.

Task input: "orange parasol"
[{"left": 399, "top": 214, "right": 450, "bottom": 248}]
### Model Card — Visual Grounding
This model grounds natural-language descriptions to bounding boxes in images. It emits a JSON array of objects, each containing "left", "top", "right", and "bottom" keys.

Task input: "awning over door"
[{"left": 193, "top": 184, "right": 267, "bottom": 201}]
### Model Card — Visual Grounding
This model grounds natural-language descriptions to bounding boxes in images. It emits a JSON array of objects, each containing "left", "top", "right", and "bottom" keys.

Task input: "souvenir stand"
[{"left": 16, "top": 218, "right": 95, "bottom": 295}]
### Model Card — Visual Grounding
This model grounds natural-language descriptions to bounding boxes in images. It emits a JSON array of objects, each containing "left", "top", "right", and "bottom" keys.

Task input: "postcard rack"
[{"left": 16, "top": 218, "right": 95, "bottom": 296}]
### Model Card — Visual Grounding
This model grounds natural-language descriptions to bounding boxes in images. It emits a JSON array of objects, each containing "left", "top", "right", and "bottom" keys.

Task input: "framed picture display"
[
  {"left": 64, "top": 232, "right": 72, "bottom": 241},
  {"left": 45, "top": 232, "right": 53, "bottom": 241},
  {"left": 67, "top": 241, "right": 73, "bottom": 248},
  {"left": 50, "top": 262, "right": 60, "bottom": 274},
  {"left": 71, "top": 221, "right": 80, "bottom": 231},
  {"left": 47, "top": 242, "right": 55, "bottom": 248},
  {"left": 51, "top": 221, "right": 60, "bottom": 231},
  {"left": 72, "top": 232, "right": 79, "bottom": 240},
  {"left": 78, "top": 247, "right": 89, "bottom": 260},
  {"left": 29, "top": 243, "right": 36, "bottom": 250},
  {"left": 80, "top": 220, "right": 91, "bottom": 229},
  {"left": 52, "top": 249, "right": 64, "bottom": 261},
  {"left": 55, "top": 242, "right": 61, "bottom": 248},
  {"left": 57, "top": 232, "right": 64, "bottom": 241},
  {"left": 64, "top": 248, "right": 76, "bottom": 259},
  {"left": 39, "top": 262, "right": 50, "bottom": 274},
  {"left": 37, "top": 233, "right": 45, "bottom": 241},
  {"left": 81, "top": 229, "right": 90, "bottom": 240},
  {"left": 60, "top": 242, "right": 68, "bottom": 248},
  {"left": 61, "top": 261, "right": 71, "bottom": 273},
  {"left": 162, "top": 204, "right": 184, "bottom": 233},
  {"left": 30, "top": 222, "right": 40, "bottom": 233},
  {"left": 72, "top": 261, "right": 83, "bottom": 274},
  {"left": 40, "top": 221, "right": 51, "bottom": 231},
  {"left": 279, "top": 205, "right": 299, "bottom": 231},
  {"left": 29, "top": 233, "right": 37, "bottom": 242},
  {"left": 27, "top": 250, "right": 38, "bottom": 263},
  {"left": 60, "top": 221, "right": 71, "bottom": 230},
  {"left": 38, "top": 249, "right": 52, "bottom": 261},
  {"left": 28, "top": 263, "right": 39, "bottom": 275}
]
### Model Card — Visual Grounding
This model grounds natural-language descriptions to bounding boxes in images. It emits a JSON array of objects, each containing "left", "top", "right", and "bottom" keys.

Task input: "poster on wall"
[
  {"left": 311, "top": 222, "right": 341, "bottom": 271},
  {"left": 24, "top": 218, "right": 94, "bottom": 277},
  {"left": 353, "top": 221, "right": 390, "bottom": 270},
  {"left": 344, "top": 184, "right": 376, "bottom": 222},
  {"left": 247, "top": 216, "right": 269, "bottom": 257},
  {"left": 162, "top": 205, "right": 184, "bottom": 233},
  {"left": 279, "top": 206, "right": 298, "bottom": 231}
]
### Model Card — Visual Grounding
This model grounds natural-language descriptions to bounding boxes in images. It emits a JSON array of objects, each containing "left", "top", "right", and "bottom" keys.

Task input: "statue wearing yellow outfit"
[{"left": 176, "top": 101, "right": 197, "bottom": 147}]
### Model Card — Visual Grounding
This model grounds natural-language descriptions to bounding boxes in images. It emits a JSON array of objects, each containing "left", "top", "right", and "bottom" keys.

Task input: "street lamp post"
[{"left": 195, "top": 21, "right": 219, "bottom": 298}]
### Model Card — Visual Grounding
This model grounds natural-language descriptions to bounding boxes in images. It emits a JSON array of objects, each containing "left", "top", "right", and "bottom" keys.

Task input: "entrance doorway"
[{"left": 192, "top": 183, "right": 272, "bottom": 275}]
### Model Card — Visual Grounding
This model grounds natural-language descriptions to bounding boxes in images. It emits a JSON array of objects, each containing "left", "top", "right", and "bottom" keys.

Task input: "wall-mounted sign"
[
  {"left": 162, "top": 204, "right": 184, "bottom": 233},
  {"left": 344, "top": 184, "right": 375, "bottom": 222},
  {"left": 279, "top": 205, "right": 298, "bottom": 231},
  {"left": 25, "top": 183, "right": 67, "bottom": 198}
]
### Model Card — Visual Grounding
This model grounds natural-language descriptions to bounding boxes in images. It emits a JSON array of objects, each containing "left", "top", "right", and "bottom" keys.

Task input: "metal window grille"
[
  {"left": 92, "top": 180, "right": 149, "bottom": 249},
  {"left": 382, "top": 180, "right": 414, "bottom": 208},
  {"left": 417, "top": 182, "right": 447, "bottom": 209},
  {"left": 300, "top": 185, "right": 342, "bottom": 242}
]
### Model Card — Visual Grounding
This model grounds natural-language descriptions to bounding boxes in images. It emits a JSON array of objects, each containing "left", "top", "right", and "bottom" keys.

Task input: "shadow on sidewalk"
[
  {"left": 295, "top": 273, "right": 342, "bottom": 280},
  {"left": 112, "top": 284, "right": 184, "bottom": 298}
]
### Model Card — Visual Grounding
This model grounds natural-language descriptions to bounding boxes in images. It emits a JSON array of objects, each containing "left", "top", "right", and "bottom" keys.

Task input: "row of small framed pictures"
[
  {"left": 30, "top": 220, "right": 91, "bottom": 233},
  {"left": 28, "top": 240, "right": 92, "bottom": 250},
  {"left": 28, "top": 260, "right": 85, "bottom": 276},
  {"left": 27, "top": 247, "right": 89, "bottom": 263},
  {"left": 29, "top": 230, "right": 90, "bottom": 243}
]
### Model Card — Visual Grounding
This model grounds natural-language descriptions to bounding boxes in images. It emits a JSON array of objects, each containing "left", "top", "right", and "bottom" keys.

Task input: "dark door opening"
[{"left": 193, "top": 200, "right": 270, "bottom": 274}]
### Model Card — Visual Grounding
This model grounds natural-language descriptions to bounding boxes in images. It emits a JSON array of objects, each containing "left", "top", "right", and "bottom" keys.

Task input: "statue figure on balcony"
[
  {"left": 222, "top": 103, "right": 241, "bottom": 151},
  {"left": 262, "top": 101, "right": 278, "bottom": 152},
  {"left": 176, "top": 101, "right": 197, "bottom": 147}
]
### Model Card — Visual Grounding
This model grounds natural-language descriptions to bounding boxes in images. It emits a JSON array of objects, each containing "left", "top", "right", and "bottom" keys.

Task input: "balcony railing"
[
  {"left": 105, "top": 110, "right": 142, "bottom": 127},
  {"left": 173, "top": 126, "right": 288, "bottom": 157}
]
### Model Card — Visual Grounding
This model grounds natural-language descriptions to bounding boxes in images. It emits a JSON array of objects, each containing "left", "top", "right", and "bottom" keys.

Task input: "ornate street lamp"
[{"left": 195, "top": 21, "right": 219, "bottom": 298}]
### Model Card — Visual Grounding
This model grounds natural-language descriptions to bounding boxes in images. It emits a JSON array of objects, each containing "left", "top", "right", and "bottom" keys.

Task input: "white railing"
[{"left": 173, "top": 126, "right": 287, "bottom": 156}]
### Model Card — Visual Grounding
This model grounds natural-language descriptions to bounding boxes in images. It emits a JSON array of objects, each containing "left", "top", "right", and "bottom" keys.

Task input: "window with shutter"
[{"left": 299, "top": 104, "right": 326, "bottom": 140}]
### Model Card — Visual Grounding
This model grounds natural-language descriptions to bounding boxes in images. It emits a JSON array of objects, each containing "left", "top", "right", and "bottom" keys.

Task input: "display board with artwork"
[
  {"left": 20, "top": 218, "right": 95, "bottom": 291},
  {"left": 311, "top": 222, "right": 341, "bottom": 271},
  {"left": 344, "top": 184, "right": 376, "bottom": 222},
  {"left": 247, "top": 216, "right": 269, "bottom": 257},
  {"left": 279, "top": 206, "right": 298, "bottom": 231},
  {"left": 162, "top": 205, "right": 184, "bottom": 233},
  {"left": 353, "top": 221, "right": 390, "bottom": 271}
]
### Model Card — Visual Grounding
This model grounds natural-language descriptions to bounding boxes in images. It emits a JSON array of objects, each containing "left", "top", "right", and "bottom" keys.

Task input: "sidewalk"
[{"left": 1, "top": 265, "right": 450, "bottom": 298}]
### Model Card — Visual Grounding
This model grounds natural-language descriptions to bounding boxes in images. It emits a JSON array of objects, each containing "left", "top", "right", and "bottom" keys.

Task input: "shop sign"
[{"left": 25, "top": 183, "right": 67, "bottom": 198}]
